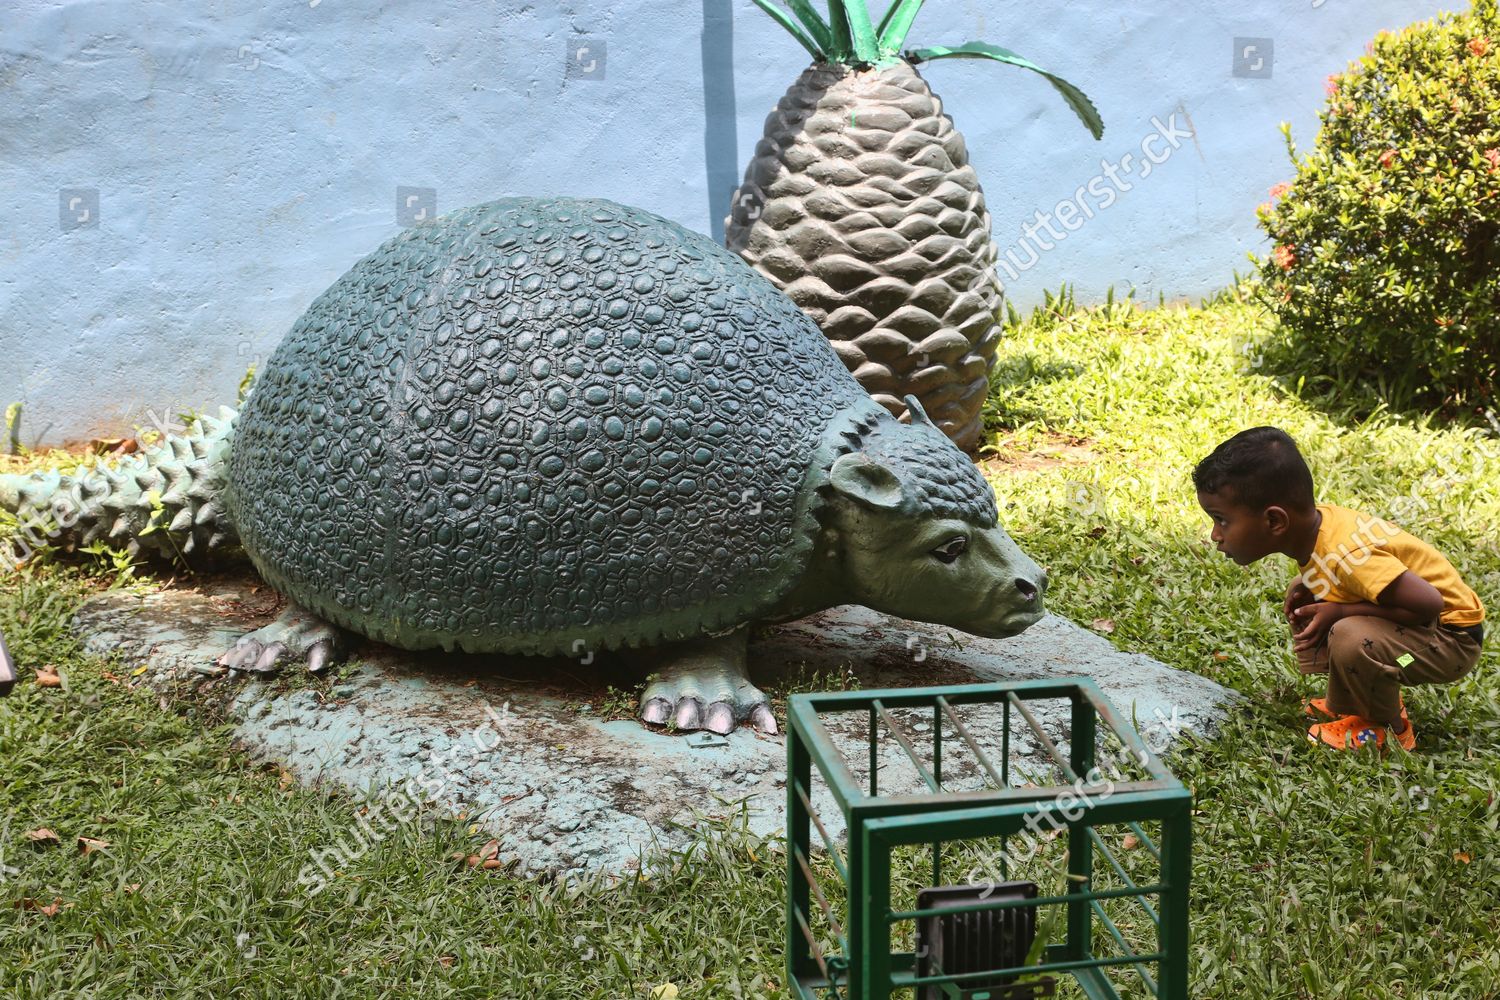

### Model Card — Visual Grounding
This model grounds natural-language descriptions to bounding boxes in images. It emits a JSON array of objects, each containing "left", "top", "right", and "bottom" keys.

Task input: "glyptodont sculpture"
[{"left": 0, "top": 196, "right": 1048, "bottom": 734}]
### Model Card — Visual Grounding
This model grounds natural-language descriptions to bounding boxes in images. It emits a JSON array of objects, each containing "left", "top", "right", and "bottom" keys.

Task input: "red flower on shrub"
[
  {"left": 1469, "top": 37, "right": 1490, "bottom": 57},
  {"left": 1269, "top": 182, "right": 1292, "bottom": 199},
  {"left": 1379, "top": 149, "right": 1398, "bottom": 169},
  {"left": 1325, "top": 75, "right": 1341, "bottom": 96},
  {"left": 1486, "top": 148, "right": 1500, "bottom": 173},
  {"left": 1271, "top": 245, "right": 1296, "bottom": 271}
]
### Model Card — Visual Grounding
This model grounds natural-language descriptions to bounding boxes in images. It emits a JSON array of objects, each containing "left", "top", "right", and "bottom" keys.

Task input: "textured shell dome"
[{"left": 227, "top": 197, "right": 870, "bottom": 655}]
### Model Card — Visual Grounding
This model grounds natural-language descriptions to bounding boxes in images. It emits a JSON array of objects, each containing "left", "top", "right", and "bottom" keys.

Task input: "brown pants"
[{"left": 1292, "top": 612, "right": 1482, "bottom": 724}]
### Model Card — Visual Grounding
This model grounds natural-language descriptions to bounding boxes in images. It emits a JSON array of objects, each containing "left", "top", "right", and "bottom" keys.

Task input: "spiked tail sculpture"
[{"left": 0, "top": 407, "right": 239, "bottom": 565}]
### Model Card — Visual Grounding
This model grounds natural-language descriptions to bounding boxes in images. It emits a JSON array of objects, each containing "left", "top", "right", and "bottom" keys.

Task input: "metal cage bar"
[{"left": 1090, "top": 897, "right": 1160, "bottom": 994}]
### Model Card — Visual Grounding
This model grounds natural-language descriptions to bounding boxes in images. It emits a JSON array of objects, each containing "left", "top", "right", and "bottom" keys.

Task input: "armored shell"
[{"left": 227, "top": 197, "right": 872, "bottom": 655}]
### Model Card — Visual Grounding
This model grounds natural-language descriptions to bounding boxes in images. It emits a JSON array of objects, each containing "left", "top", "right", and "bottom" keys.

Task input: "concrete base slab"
[{"left": 74, "top": 575, "right": 1242, "bottom": 880}]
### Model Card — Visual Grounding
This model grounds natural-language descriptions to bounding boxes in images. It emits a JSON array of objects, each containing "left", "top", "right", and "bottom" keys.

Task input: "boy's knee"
[{"left": 1326, "top": 616, "right": 1380, "bottom": 664}]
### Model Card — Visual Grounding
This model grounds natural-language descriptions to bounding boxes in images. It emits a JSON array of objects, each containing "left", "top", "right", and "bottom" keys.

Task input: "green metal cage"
[{"left": 785, "top": 678, "right": 1192, "bottom": 1000}]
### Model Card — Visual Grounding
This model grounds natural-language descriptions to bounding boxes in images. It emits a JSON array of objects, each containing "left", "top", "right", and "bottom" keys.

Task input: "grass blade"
[{"left": 907, "top": 41, "right": 1104, "bottom": 139}]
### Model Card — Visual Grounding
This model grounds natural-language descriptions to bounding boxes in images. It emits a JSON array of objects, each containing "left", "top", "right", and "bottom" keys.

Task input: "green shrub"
[{"left": 1253, "top": 0, "right": 1500, "bottom": 414}]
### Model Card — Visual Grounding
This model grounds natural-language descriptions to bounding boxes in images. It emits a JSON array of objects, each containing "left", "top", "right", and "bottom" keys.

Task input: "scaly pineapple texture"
[{"left": 725, "top": 60, "right": 1002, "bottom": 452}]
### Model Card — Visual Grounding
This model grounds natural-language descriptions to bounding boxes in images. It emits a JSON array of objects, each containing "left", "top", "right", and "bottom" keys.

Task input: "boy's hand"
[
  {"left": 1284, "top": 577, "right": 1316, "bottom": 621},
  {"left": 1291, "top": 601, "right": 1344, "bottom": 650}
]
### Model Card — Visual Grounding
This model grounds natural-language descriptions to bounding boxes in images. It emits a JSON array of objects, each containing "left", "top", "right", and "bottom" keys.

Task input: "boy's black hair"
[{"left": 1192, "top": 426, "right": 1315, "bottom": 512}]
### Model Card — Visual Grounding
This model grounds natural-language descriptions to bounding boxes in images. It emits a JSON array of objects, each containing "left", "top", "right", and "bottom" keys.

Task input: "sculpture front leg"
[{"left": 639, "top": 626, "right": 777, "bottom": 735}]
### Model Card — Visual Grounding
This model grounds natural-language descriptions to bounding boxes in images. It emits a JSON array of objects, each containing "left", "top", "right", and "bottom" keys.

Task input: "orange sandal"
[
  {"left": 1307, "top": 705, "right": 1415, "bottom": 753},
  {"left": 1303, "top": 697, "right": 1337, "bottom": 720}
]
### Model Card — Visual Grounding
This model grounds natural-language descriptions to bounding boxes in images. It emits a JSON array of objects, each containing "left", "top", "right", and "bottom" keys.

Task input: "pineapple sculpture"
[{"left": 726, "top": 1, "right": 1102, "bottom": 451}]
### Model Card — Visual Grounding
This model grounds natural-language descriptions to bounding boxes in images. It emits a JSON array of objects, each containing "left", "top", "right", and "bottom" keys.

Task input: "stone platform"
[{"left": 74, "top": 576, "right": 1241, "bottom": 879}]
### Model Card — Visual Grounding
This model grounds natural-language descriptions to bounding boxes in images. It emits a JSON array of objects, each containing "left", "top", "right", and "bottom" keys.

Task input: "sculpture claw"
[
  {"left": 673, "top": 697, "right": 704, "bottom": 730},
  {"left": 221, "top": 638, "right": 264, "bottom": 671},
  {"left": 640, "top": 697, "right": 671, "bottom": 725},
  {"left": 750, "top": 704, "right": 779, "bottom": 735},
  {"left": 250, "top": 641, "right": 288, "bottom": 674},
  {"left": 306, "top": 639, "right": 334, "bottom": 675},
  {"left": 704, "top": 701, "right": 735, "bottom": 735}
]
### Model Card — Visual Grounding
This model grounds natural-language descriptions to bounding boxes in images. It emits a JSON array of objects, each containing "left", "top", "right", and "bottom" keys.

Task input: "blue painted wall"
[{"left": 0, "top": 0, "right": 1447, "bottom": 445}]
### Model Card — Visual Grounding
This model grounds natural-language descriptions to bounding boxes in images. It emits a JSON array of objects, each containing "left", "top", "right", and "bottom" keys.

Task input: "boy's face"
[{"left": 1196, "top": 488, "right": 1285, "bottom": 565}]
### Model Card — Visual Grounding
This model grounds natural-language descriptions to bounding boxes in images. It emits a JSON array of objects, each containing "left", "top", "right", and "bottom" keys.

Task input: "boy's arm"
[
  {"left": 1291, "top": 571, "right": 1443, "bottom": 645},
  {"left": 1325, "top": 571, "right": 1445, "bottom": 627}
]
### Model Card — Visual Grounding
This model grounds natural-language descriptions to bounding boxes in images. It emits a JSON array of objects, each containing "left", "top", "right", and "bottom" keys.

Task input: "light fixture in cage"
[{"left": 915, "top": 881, "right": 1056, "bottom": 999}]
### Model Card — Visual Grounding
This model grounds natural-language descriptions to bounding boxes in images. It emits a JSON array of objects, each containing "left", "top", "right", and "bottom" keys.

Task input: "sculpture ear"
[
  {"left": 904, "top": 394, "right": 932, "bottom": 428},
  {"left": 829, "top": 453, "right": 906, "bottom": 511}
]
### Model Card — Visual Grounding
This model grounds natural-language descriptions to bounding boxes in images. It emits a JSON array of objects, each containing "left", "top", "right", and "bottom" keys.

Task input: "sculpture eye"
[{"left": 932, "top": 536, "right": 968, "bottom": 564}]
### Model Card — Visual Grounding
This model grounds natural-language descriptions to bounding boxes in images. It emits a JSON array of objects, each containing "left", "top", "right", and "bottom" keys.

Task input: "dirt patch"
[{"left": 978, "top": 432, "right": 1096, "bottom": 477}]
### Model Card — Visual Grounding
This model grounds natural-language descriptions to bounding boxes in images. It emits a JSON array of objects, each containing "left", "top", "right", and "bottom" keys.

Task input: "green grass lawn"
[{"left": 2, "top": 291, "right": 1497, "bottom": 998}]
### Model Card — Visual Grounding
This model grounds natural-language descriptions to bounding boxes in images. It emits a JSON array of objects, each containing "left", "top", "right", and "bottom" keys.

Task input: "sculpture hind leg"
[
  {"left": 218, "top": 602, "right": 348, "bottom": 675},
  {"left": 639, "top": 626, "right": 777, "bottom": 735}
]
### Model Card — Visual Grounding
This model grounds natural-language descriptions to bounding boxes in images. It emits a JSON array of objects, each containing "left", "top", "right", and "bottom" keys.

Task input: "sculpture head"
[{"left": 818, "top": 397, "right": 1047, "bottom": 638}]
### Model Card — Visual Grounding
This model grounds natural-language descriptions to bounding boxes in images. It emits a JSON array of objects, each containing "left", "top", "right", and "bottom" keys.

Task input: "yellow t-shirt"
[{"left": 1298, "top": 504, "right": 1485, "bottom": 627}]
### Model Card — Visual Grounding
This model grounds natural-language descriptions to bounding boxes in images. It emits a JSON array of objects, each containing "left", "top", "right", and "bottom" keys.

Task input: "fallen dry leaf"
[
  {"left": 77, "top": 837, "right": 110, "bottom": 856},
  {"left": 13, "top": 897, "right": 69, "bottom": 917},
  {"left": 1212, "top": 652, "right": 1230, "bottom": 662},
  {"left": 437, "top": 955, "right": 455, "bottom": 968},
  {"left": 476, "top": 839, "right": 501, "bottom": 863},
  {"left": 1121, "top": 833, "right": 1141, "bottom": 851},
  {"left": 35, "top": 666, "right": 61, "bottom": 688},
  {"left": 24, "top": 828, "right": 61, "bottom": 848},
  {"left": 1455, "top": 851, "right": 1472, "bottom": 865},
  {"left": 1091, "top": 618, "right": 1117, "bottom": 634}
]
